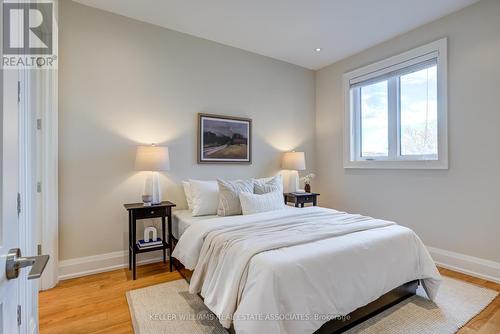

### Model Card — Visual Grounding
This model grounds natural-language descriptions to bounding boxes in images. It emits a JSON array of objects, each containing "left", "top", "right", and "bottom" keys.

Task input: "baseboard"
[
  {"left": 427, "top": 246, "right": 500, "bottom": 284},
  {"left": 59, "top": 245, "right": 500, "bottom": 284},
  {"left": 58, "top": 250, "right": 165, "bottom": 280}
]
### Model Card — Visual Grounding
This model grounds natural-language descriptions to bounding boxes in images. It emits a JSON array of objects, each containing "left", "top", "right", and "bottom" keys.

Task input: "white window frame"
[{"left": 343, "top": 38, "right": 448, "bottom": 169}]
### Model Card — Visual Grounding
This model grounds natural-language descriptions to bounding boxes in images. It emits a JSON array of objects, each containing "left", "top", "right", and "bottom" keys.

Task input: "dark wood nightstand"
[
  {"left": 124, "top": 201, "right": 176, "bottom": 280},
  {"left": 284, "top": 192, "right": 320, "bottom": 207}
]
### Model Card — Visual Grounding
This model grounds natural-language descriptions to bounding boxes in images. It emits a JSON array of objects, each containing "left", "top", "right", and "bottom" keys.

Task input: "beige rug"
[{"left": 126, "top": 277, "right": 497, "bottom": 334}]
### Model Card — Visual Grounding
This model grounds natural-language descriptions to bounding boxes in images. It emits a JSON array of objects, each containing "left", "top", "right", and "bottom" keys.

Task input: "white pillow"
[
  {"left": 239, "top": 191, "right": 285, "bottom": 215},
  {"left": 182, "top": 181, "right": 193, "bottom": 210},
  {"left": 189, "top": 180, "right": 219, "bottom": 216},
  {"left": 217, "top": 179, "right": 254, "bottom": 216},
  {"left": 254, "top": 175, "right": 283, "bottom": 194}
]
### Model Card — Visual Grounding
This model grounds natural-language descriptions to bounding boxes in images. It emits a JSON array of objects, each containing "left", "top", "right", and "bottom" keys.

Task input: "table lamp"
[
  {"left": 282, "top": 151, "right": 306, "bottom": 193},
  {"left": 135, "top": 144, "right": 170, "bottom": 205}
]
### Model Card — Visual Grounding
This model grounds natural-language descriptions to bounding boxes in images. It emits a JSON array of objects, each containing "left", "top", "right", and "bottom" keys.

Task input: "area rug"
[{"left": 126, "top": 276, "right": 498, "bottom": 334}]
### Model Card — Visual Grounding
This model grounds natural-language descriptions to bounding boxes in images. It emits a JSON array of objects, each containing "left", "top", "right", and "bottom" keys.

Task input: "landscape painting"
[{"left": 198, "top": 113, "right": 252, "bottom": 164}]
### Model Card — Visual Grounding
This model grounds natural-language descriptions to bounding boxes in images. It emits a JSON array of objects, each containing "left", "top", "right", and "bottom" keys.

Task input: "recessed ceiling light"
[{"left": 315, "top": 48, "right": 322, "bottom": 52}]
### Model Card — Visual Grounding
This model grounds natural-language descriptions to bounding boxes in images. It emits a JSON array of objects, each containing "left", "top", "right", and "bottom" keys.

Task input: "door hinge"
[
  {"left": 38, "top": 244, "right": 42, "bottom": 256},
  {"left": 17, "top": 305, "right": 21, "bottom": 326},
  {"left": 37, "top": 182, "right": 42, "bottom": 193},
  {"left": 17, "top": 193, "right": 21, "bottom": 216},
  {"left": 37, "top": 118, "right": 42, "bottom": 130},
  {"left": 17, "top": 81, "right": 21, "bottom": 103}
]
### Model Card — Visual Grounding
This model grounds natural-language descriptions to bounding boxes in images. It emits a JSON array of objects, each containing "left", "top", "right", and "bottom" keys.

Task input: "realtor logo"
[{"left": 2, "top": 1, "right": 57, "bottom": 69}]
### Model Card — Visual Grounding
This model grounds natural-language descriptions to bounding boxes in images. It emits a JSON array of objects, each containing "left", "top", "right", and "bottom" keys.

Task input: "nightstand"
[
  {"left": 284, "top": 192, "right": 320, "bottom": 207},
  {"left": 124, "top": 201, "right": 176, "bottom": 280}
]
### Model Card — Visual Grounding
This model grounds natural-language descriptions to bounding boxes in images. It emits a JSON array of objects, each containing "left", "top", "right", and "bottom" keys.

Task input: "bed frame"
[
  {"left": 171, "top": 238, "right": 419, "bottom": 334},
  {"left": 313, "top": 280, "right": 418, "bottom": 333}
]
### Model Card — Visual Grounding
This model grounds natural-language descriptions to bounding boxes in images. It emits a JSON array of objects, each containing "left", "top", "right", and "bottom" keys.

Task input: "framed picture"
[{"left": 198, "top": 113, "right": 252, "bottom": 164}]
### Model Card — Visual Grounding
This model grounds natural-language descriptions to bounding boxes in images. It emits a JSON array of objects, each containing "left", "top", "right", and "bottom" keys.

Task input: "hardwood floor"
[
  {"left": 39, "top": 264, "right": 499, "bottom": 334},
  {"left": 39, "top": 263, "right": 182, "bottom": 334}
]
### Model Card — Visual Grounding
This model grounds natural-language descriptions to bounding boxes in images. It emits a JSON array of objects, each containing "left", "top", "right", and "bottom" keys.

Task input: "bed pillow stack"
[{"left": 183, "top": 174, "right": 285, "bottom": 217}]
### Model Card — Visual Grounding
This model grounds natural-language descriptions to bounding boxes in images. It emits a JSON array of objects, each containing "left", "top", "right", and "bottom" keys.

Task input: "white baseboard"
[
  {"left": 58, "top": 250, "right": 165, "bottom": 280},
  {"left": 59, "top": 245, "right": 500, "bottom": 284},
  {"left": 427, "top": 246, "right": 500, "bottom": 284}
]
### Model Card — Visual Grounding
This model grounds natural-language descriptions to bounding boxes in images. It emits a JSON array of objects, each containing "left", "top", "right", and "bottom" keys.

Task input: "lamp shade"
[
  {"left": 135, "top": 145, "right": 170, "bottom": 171},
  {"left": 282, "top": 151, "right": 306, "bottom": 171}
]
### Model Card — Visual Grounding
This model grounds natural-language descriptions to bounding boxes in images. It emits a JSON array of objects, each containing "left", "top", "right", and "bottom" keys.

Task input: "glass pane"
[
  {"left": 400, "top": 65, "right": 438, "bottom": 156},
  {"left": 361, "top": 81, "right": 388, "bottom": 157}
]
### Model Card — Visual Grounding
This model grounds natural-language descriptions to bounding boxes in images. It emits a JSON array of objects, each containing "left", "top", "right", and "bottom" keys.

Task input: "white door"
[
  {"left": 1, "top": 1, "right": 52, "bottom": 332},
  {"left": 1, "top": 65, "right": 22, "bottom": 333},
  {"left": 1, "top": 62, "right": 45, "bottom": 334}
]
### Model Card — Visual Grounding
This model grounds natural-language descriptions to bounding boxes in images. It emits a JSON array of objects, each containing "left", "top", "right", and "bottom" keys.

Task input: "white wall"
[
  {"left": 59, "top": 1, "right": 315, "bottom": 264},
  {"left": 316, "top": 0, "right": 500, "bottom": 266}
]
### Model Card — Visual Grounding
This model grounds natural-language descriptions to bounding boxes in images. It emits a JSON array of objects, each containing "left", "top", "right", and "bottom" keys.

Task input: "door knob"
[{"left": 6, "top": 248, "right": 50, "bottom": 280}]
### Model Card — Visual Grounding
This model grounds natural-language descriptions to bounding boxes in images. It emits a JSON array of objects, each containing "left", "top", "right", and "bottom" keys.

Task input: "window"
[{"left": 343, "top": 39, "right": 448, "bottom": 169}]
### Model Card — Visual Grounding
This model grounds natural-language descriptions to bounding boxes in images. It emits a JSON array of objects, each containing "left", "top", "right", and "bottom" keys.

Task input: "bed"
[{"left": 171, "top": 206, "right": 441, "bottom": 334}]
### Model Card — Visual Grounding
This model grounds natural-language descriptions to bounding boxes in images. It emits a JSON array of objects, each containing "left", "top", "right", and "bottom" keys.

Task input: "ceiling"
[{"left": 73, "top": 0, "right": 479, "bottom": 70}]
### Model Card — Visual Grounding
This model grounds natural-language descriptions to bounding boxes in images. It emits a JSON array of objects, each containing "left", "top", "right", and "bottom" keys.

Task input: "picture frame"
[{"left": 198, "top": 113, "right": 252, "bottom": 164}]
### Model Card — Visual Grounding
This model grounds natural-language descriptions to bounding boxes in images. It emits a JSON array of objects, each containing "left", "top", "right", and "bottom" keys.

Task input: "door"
[
  {"left": 1, "top": 1, "right": 52, "bottom": 332},
  {"left": 1, "top": 62, "right": 22, "bottom": 333}
]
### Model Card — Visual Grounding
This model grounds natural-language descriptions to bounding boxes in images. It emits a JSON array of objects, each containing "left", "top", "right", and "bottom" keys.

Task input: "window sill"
[{"left": 344, "top": 159, "right": 448, "bottom": 170}]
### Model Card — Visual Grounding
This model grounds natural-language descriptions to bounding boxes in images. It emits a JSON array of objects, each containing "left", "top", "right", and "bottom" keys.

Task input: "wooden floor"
[{"left": 39, "top": 264, "right": 499, "bottom": 334}]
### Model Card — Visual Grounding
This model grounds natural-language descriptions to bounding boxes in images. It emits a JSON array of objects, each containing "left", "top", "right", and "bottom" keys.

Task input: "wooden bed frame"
[{"left": 171, "top": 239, "right": 419, "bottom": 334}]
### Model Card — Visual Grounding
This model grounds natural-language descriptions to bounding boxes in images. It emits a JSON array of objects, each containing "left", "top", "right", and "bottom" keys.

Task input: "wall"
[
  {"left": 316, "top": 0, "right": 500, "bottom": 279},
  {"left": 59, "top": 1, "right": 315, "bottom": 271}
]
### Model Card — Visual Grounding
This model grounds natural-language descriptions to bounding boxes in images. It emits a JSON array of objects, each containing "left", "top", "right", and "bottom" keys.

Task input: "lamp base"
[
  {"left": 143, "top": 171, "right": 163, "bottom": 205},
  {"left": 151, "top": 171, "right": 162, "bottom": 204},
  {"left": 281, "top": 170, "right": 300, "bottom": 193}
]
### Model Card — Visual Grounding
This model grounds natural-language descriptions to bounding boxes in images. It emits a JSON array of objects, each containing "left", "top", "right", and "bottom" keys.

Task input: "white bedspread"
[{"left": 172, "top": 207, "right": 441, "bottom": 334}]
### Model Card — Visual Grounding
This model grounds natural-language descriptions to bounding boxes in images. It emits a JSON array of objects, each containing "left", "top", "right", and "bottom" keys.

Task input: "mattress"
[{"left": 171, "top": 209, "right": 217, "bottom": 239}]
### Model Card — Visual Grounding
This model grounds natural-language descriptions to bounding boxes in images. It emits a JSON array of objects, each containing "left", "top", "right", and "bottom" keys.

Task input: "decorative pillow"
[
  {"left": 189, "top": 180, "right": 219, "bottom": 216},
  {"left": 182, "top": 181, "right": 193, "bottom": 210},
  {"left": 217, "top": 179, "right": 254, "bottom": 216},
  {"left": 254, "top": 175, "right": 283, "bottom": 194},
  {"left": 239, "top": 191, "right": 285, "bottom": 215}
]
